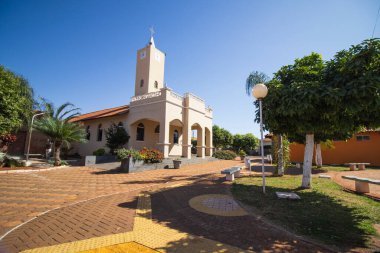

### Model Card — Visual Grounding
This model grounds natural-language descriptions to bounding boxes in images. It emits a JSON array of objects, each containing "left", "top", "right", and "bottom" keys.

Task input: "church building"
[{"left": 72, "top": 36, "right": 213, "bottom": 159}]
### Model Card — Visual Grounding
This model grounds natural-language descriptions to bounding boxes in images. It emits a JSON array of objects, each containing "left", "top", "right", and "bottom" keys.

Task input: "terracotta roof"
[{"left": 70, "top": 105, "right": 129, "bottom": 122}]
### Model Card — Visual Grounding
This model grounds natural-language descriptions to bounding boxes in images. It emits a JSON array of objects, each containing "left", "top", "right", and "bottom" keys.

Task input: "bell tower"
[{"left": 134, "top": 34, "right": 165, "bottom": 96}]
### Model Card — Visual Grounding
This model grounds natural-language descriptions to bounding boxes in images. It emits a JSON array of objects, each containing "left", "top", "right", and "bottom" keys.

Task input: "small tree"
[
  {"left": 212, "top": 125, "right": 233, "bottom": 150},
  {"left": 106, "top": 123, "right": 130, "bottom": 154},
  {"left": 34, "top": 102, "right": 86, "bottom": 166},
  {"left": 0, "top": 65, "right": 34, "bottom": 135}
]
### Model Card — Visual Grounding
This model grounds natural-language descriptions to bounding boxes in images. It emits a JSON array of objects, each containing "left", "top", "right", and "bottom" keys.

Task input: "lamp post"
[
  {"left": 25, "top": 112, "right": 46, "bottom": 165},
  {"left": 252, "top": 83, "right": 268, "bottom": 193}
]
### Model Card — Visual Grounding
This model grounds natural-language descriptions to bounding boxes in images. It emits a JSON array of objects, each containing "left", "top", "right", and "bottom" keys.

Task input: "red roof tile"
[{"left": 70, "top": 105, "right": 129, "bottom": 122}]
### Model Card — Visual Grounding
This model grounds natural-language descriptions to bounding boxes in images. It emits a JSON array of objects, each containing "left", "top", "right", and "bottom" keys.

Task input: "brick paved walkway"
[{"left": 0, "top": 160, "right": 240, "bottom": 252}]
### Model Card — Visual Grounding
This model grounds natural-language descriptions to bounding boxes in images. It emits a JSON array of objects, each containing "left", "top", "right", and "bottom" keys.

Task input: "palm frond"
[
  {"left": 245, "top": 71, "right": 269, "bottom": 96},
  {"left": 55, "top": 102, "right": 74, "bottom": 119}
]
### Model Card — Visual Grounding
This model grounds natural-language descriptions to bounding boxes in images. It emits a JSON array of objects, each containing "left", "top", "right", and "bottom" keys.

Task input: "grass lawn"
[{"left": 231, "top": 175, "right": 380, "bottom": 250}]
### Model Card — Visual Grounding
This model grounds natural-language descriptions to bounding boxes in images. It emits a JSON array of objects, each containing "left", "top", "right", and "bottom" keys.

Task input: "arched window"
[
  {"left": 173, "top": 130, "right": 179, "bottom": 144},
  {"left": 97, "top": 124, "right": 103, "bottom": 141},
  {"left": 136, "top": 123, "right": 144, "bottom": 141},
  {"left": 140, "top": 79, "right": 144, "bottom": 87},
  {"left": 154, "top": 125, "right": 160, "bottom": 134},
  {"left": 154, "top": 81, "right": 158, "bottom": 89},
  {"left": 118, "top": 122, "right": 123, "bottom": 128},
  {"left": 86, "top": 126, "right": 91, "bottom": 140}
]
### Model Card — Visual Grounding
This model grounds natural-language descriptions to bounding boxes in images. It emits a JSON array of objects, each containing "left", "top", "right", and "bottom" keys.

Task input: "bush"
[
  {"left": 116, "top": 148, "right": 143, "bottom": 161},
  {"left": 93, "top": 148, "right": 106, "bottom": 156},
  {"left": 213, "top": 150, "right": 237, "bottom": 160},
  {"left": 48, "top": 160, "right": 68, "bottom": 166},
  {"left": 140, "top": 147, "right": 164, "bottom": 163},
  {"left": 106, "top": 123, "right": 130, "bottom": 154},
  {"left": 238, "top": 150, "right": 247, "bottom": 157}
]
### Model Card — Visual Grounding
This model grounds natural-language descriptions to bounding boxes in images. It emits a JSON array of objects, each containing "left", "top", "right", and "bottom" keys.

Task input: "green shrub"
[
  {"left": 213, "top": 150, "right": 237, "bottom": 160},
  {"left": 48, "top": 160, "right": 68, "bottom": 166},
  {"left": 116, "top": 148, "right": 143, "bottom": 161},
  {"left": 140, "top": 147, "right": 164, "bottom": 163},
  {"left": 238, "top": 150, "right": 247, "bottom": 157},
  {"left": 93, "top": 148, "right": 106, "bottom": 156}
]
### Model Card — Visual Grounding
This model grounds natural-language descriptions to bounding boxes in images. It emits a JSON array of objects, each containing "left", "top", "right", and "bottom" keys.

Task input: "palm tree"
[{"left": 34, "top": 102, "right": 86, "bottom": 166}]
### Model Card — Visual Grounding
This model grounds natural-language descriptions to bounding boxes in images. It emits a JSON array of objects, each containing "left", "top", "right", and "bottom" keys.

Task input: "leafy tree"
[
  {"left": 106, "top": 123, "right": 130, "bottom": 154},
  {"left": 212, "top": 125, "right": 233, "bottom": 149},
  {"left": 232, "top": 133, "right": 258, "bottom": 153},
  {"left": 325, "top": 38, "right": 380, "bottom": 130},
  {"left": 34, "top": 102, "right": 86, "bottom": 166},
  {"left": 0, "top": 65, "right": 34, "bottom": 135},
  {"left": 253, "top": 53, "right": 327, "bottom": 188}
]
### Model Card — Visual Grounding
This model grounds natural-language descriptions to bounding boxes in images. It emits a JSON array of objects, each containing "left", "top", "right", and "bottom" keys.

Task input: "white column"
[
  {"left": 159, "top": 120, "right": 170, "bottom": 158},
  {"left": 197, "top": 127, "right": 205, "bottom": 158}
]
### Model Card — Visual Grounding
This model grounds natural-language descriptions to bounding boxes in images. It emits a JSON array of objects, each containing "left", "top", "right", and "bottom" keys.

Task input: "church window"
[
  {"left": 173, "top": 130, "right": 179, "bottom": 144},
  {"left": 97, "top": 124, "right": 103, "bottom": 142},
  {"left": 86, "top": 126, "right": 91, "bottom": 140},
  {"left": 154, "top": 125, "right": 160, "bottom": 134},
  {"left": 154, "top": 81, "right": 158, "bottom": 89},
  {"left": 137, "top": 123, "right": 145, "bottom": 141},
  {"left": 140, "top": 79, "right": 144, "bottom": 87}
]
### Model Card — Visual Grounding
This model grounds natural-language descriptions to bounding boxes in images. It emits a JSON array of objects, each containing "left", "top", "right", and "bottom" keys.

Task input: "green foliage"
[
  {"left": 0, "top": 65, "right": 34, "bottom": 135},
  {"left": 213, "top": 150, "right": 237, "bottom": 160},
  {"left": 272, "top": 135, "right": 290, "bottom": 168},
  {"left": 245, "top": 71, "right": 269, "bottom": 96},
  {"left": 232, "top": 133, "right": 258, "bottom": 153},
  {"left": 212, "top": 125, "right": 233, "bottom": 149},
  {"left": 105, "top": 123, "right": 130, "bottom": 154},
  {"left": 238, "top": 150, "right": 246, "bottom": 157},
  {"left": 93, "top": 148, "right": 106, "bottom": 156},
  {"left": 34, "top": 102, "right": 86, "bottom": 166},
  {"left": 325, "top": 38, "right": 380, "bottom": 130},
  {"left": 140, "top": 147, "right": 164, "bottom": 163},
  {"left": 116, "top": 148, "right": 143, "bottom": 161}
]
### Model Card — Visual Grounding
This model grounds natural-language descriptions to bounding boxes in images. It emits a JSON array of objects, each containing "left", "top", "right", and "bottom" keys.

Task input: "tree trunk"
[
  {"left": 315, "top": 143, "right": 322, "bottom": 168},
  {"left": 302, "top": 134, "right": 314, "bottom": 188},
  {"left": 54, "top": 141, "right": 62, "bottom": 166},
  {"left": 277, "top": 134, "right": 284, "bottom": 176}
]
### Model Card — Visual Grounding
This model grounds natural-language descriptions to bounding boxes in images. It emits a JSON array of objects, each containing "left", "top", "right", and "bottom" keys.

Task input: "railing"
[
  {"left": 184, "top": 92, "right": 204, "bottom": 103},
  {"left": 131, "top": 91, "right": 162, "bottom": 102},
  {"left": 170, "top": 90, "right": 184, "bottom": 101}
]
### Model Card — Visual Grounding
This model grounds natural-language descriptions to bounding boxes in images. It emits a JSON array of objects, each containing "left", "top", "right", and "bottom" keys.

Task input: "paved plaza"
[{"left": 0, "top": 161, "right": 331, "bottom": 253}]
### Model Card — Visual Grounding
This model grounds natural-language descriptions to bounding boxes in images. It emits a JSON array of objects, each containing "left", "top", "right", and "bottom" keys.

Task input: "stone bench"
[
  {"left": 221, "top": 166, "right": 242, "bottom": 181},
  {"left": 342, "top": 175, "right": 380, "bottom": 193},
  {"left": 344, "top": 163, "right": 370, "bottom": 171}
]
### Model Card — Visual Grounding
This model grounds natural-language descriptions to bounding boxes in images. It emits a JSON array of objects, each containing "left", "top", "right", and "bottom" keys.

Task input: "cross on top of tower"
[
  {"left": 148, "top": 26, "right": 155, "bottom": 47},
  {"left": 149, "top": 26, "right": 155, "bottom": 37}
]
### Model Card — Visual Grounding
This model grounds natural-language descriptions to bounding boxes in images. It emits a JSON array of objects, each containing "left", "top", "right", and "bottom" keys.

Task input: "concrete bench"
[
  {"left": 221, "top": 166, "right": 242, "bottom": 181},
  {"left": 344, "top": 163, "right": 370, "bottom": 171},
  {"left": 342, "top": 175, "right": 380, "bottom": 193}
]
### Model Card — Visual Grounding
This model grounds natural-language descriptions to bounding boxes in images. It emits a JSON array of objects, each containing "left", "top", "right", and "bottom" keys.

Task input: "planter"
[
  {"left": 173, "top": 160, "right": 182, "bottom": 169},
  {"left": 82, "top": 155, "right": 117, "bottom": 166},
  {"left": 120, "top": 157, "right": 144, "bottom": 173}
]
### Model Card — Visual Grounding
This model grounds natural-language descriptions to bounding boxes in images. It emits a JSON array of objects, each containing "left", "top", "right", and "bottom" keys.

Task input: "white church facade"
[{"left": 72, "top": 36, "right": 213, "bottom": 159}]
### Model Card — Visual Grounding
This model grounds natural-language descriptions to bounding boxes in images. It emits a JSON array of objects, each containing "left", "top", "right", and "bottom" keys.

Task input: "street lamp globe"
[{"left": 252, "top": 83, "right": 268, "bottom": 99}]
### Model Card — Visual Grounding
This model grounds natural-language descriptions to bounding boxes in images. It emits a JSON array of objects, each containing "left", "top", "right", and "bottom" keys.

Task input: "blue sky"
[{"left": 1, "top": 0, "right": 379, "bottom": 137}]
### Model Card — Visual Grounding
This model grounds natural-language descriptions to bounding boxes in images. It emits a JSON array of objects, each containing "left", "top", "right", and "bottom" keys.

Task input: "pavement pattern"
[{"left": 0, "top": 160, "right": 332, "bottom": 253}]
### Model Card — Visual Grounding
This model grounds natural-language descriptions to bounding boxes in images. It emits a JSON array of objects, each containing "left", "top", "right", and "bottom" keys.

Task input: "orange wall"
[{"left": 289, "top": 131, "right": 380, "bottom": 166}]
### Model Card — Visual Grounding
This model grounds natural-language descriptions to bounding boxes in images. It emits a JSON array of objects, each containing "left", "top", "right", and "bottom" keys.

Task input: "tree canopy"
[
  {"left": 0, "top": 65, "right": 34, "bottom": 135},
  {"left": 106, "top": 123, "right": 130, "bottom": 154},
  {"left": 232, "top": 133, "right": 258, "bottom": 153},
  {"left": 212, "top": 125, "right": 233, "bottom": 149}
]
